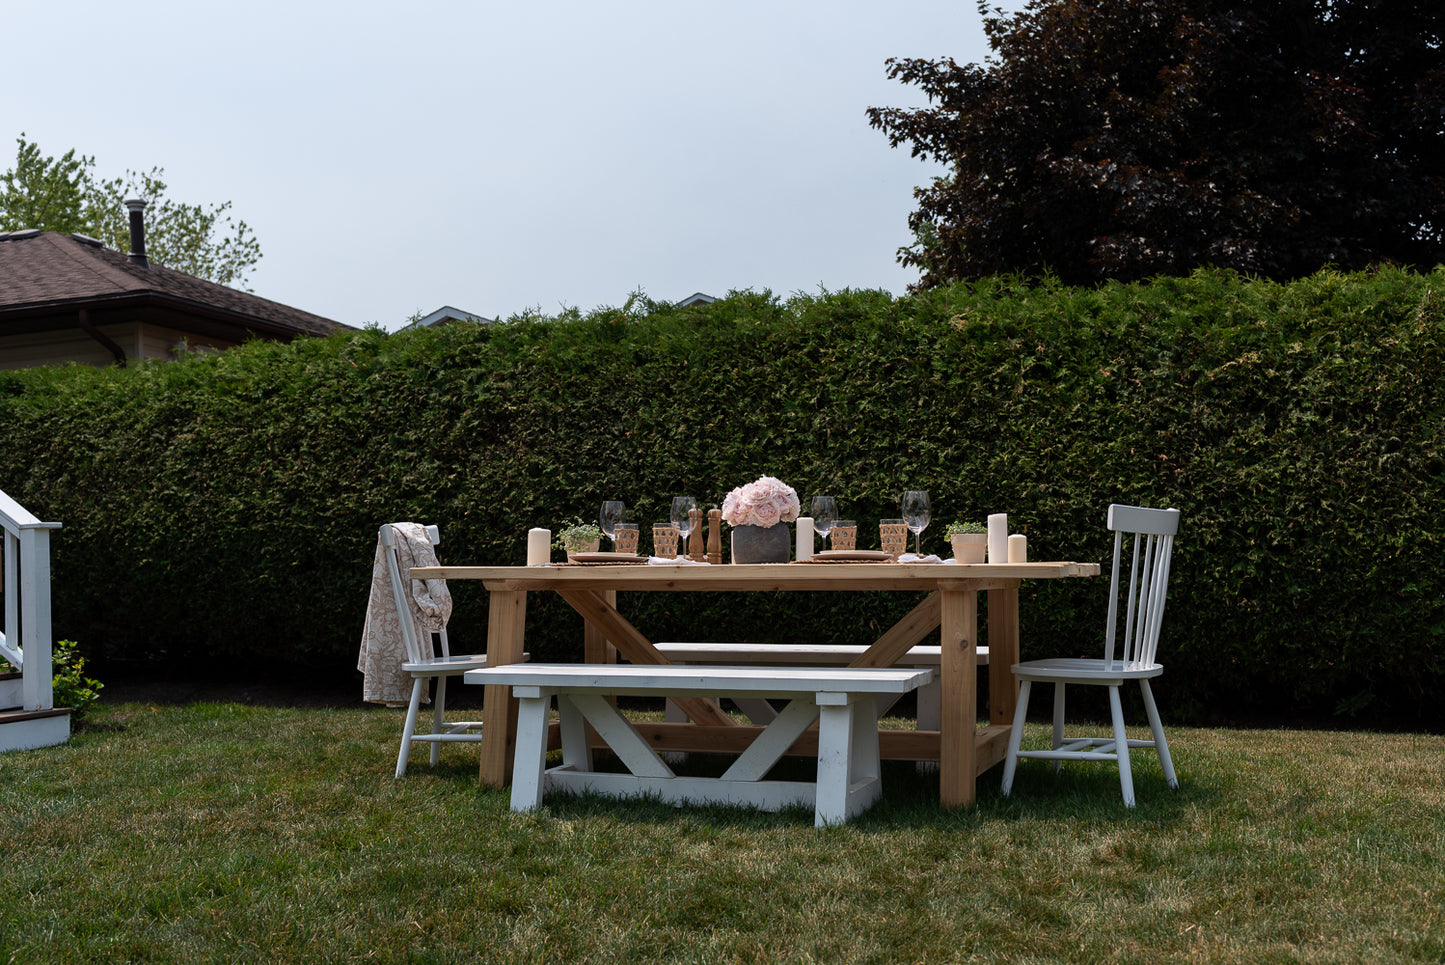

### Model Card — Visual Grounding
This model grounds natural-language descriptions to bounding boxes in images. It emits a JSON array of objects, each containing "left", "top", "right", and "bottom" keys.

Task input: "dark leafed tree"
[{"left": 867, "top": 0, "right": 1445, "bottom": 288}]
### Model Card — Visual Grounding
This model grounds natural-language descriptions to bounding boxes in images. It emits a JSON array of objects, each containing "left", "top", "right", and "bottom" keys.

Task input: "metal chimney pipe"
[{"left": 124, "top": 198, "right": 148, "bottom": 267}]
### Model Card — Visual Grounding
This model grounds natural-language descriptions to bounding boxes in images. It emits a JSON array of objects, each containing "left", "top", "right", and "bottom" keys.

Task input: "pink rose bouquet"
[{"left": 721, "top": 475, "right": 800, "bottom": 529}]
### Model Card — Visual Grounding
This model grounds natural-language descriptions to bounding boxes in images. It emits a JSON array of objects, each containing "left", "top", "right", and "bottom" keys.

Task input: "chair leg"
[
  {"left": 395, "top": 676, "right": 428, "bottom": 779},
  {"left": 431, "top": 676, "right": 446, "bottom": 767},
  {"left": 1001, "top": 679, "right": 1032, "bottom": 796},
  {"left": 1051, "top": 683, "right": 1067, "bottom": 776},
  {"left": 1139, "top": 679, "right": 1178, "bottom": 788},
  {"left": 1108, "top": 685, "right": 1135, "bottom": 807}
]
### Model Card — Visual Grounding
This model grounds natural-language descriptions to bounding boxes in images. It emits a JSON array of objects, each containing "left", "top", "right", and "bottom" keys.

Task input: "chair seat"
[
  {"left": 402, "top": 654, "right": 489, "bottom": 676},
  {"left": 1012, "top": 657, "right": 1164, "bottom": 682}
]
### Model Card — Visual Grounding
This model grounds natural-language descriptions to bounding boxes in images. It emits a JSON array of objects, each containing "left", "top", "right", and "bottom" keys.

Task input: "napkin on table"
[
  {"left": 897, "top": 553, "right": 944, "bottom": 564},
  {"left": 648, "top": 556, "right": 711, "bottom": 565}
]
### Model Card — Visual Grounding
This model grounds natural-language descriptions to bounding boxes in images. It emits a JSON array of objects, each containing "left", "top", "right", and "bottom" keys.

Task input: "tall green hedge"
[{"left": 1, "top": 267, "right": 1441, "bottom": 726}]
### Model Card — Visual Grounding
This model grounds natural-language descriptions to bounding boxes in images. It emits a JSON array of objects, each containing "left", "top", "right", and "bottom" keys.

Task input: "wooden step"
[{"left": 0, "top": 707, "right": 71, "bottom": 752}]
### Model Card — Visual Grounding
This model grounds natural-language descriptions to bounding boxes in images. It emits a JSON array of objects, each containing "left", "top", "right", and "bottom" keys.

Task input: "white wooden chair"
[
  {"left": 1001, "top": 504, "right": 1181, "bottom": 806},
  {"left": 381, "top": 524, "right": 489, "bottom": 778}
]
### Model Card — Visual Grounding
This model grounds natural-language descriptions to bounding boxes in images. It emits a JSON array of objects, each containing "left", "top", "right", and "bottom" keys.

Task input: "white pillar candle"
[
  {"left": 1008, "top": 533, "right": 1027, "bottom": 563},
  {"left": 987, "top": 513, "right": 1009, "bottom": 564},
  {"left": 527, "top": 528, "right": 551, "bottom": 565},
  {"left": 796, "top": 517, "right": 814, "bottom": 561}
]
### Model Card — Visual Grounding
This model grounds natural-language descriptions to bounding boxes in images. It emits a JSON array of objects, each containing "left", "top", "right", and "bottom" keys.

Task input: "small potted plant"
[
  {"left": 945, "top": 521, "right": 988, "bottom": 562},
  {"left": 553, "top": 517, "right": 602, "bottom": 559}
]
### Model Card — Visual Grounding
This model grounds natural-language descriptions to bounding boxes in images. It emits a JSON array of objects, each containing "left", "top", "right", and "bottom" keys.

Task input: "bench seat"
[
  {"left": 653, "top": 642, "right": 985, "bottom": 729},
  {"left": 465, "top": 663, "right": 935, "bottom": 826}
]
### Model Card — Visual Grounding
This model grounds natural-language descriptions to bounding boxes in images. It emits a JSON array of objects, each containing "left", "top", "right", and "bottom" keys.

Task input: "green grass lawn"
[{"left": 2, "top": 697, "right": 1442, "bottom": 964}]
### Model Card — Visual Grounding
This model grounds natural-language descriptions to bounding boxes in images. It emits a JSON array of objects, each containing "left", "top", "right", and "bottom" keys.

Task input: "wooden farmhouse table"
[{"left": 408, "top": 560, "right": 1099, "bottom": 807}]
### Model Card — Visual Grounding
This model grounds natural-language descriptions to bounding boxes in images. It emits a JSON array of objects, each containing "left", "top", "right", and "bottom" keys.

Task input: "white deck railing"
[{"left": 1, "top": 487, "right": 63, "bottom": 711}]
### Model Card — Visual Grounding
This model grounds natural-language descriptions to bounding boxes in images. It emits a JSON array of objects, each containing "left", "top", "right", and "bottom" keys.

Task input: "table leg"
[
  {"left": 581, "top": 589, "right": 619, "bottom": 752},
  {"left": 584, "top": 589, "right": 619, "bottom": 666},
  {"left": 479, "top": 589, "right": 528, "bottom": 789},
  {"left": 557, "top": 587, "right": 734, "bottom": 727},
  {"left": 939, "top": 587, "right": 978, "bottom": 807},
  {"left": 987, "top": 584, "right": 1021, "bottom": 726}
]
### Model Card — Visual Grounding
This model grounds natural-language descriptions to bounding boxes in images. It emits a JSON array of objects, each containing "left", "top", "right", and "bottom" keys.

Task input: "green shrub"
[
  {"left": 0, "top": 640, "right": 103, "bottom": 721},
  {"left": 0, "top": 269, "right": 1441, "bottom": 726},
  {"left": 49, "top": 640, "right": 103, "bottom": 722}
]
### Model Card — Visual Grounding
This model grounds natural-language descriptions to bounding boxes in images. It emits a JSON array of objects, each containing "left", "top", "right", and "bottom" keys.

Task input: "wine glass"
[
  {"left": 901, "top": 490, "right": 931, "bottom": 556},
  {"left": 670, "top": 496, "right": 698, "bottom": 558},
  {"left": 599, "top": 500, "right": 625, "bottom": 550},
  {"left": 811, "top": 495, "right": 837, "bottom": 551}
]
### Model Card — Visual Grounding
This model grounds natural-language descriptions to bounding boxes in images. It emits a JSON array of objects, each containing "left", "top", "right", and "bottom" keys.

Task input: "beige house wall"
[
  {"left": 0, "top": 323, "right": 241, "bottom": 370},
  {"left": 0, "top": 328, "right": 116, "bottom": 370},
  {"left": 135, "top": 322, "right": 239, "bottom": 359}
]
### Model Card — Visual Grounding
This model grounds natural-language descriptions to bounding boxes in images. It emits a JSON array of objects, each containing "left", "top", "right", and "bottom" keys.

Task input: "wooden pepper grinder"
[
  {"left": 688, "top": 507, "right": 704, "bottom": 561},
  {"left": 706, "top": 508, "right": 722, "bottom": 564}
]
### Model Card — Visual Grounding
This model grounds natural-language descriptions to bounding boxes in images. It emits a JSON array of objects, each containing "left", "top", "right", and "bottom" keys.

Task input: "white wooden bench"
[
  {"left": 653, "top": 642, "right": 987, "bottom": 730},
  {"left": 464, "top": 663, "right": 935, "bottom": 826}
]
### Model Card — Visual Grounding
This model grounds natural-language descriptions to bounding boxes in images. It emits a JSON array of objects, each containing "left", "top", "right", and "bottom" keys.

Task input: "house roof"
[
  {"left": 406, "top": 305, "right": 495, "bottom": 328},
  {"left": 0, "top": 229, "right": 351, "bottom": 340}
]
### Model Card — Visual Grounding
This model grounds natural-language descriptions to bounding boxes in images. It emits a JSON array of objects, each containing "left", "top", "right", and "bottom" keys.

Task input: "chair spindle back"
[
  {"left": 1102, "top": 505, "right": 1179, "bottom": 669},
  {"left": 380, "top": 523, "right": 446, "bottom": 666}
]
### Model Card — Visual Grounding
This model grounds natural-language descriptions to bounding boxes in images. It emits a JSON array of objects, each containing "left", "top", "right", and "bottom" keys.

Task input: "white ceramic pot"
[{"left": 949, "top": 533, "right": 987, "bottom": 563}]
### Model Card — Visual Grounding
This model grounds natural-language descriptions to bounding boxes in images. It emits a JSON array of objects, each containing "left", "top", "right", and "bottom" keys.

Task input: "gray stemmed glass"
[
  {"left": 670, "top": 496, "right": 698, "bottom": 558},
  {"left": 811, "top": 495, "right": 837, "bottom": 551},
  {"left": 599, "top": 501, "right": 625, "bottom": 550},
  {"left": 902, "top": 490, "right": 931, "bottom": 556}
]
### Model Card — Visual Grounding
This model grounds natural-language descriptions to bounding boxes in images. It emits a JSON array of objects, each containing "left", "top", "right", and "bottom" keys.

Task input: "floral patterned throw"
[{"left": 357, "top": 523, "right": 453, "bottom": 705}]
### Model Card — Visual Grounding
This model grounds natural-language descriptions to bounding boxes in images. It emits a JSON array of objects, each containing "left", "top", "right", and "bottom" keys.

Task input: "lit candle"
[
  {"left": 527, "top": 528, "right": 550, "bottom": 566},
  {"left": 987, "top": 514, "right": 1008, "bottom": 564}
]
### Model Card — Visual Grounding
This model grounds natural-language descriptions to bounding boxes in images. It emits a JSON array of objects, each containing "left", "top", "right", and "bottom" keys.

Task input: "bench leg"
[
  {"left": 721, "top": 699, "right": 820, "bottom": 782},
  {"left": 557, "top": 695, "right": 592, "bottom": 771},
  {"left": 567, "top": 694, "right": 675, "bottom": 778},
  {"left": 730, "top": 697, "right": 779, "bottom": 723},
  {"left": 816, "top": 703, "right": 853, "bottom": 826},
  {"left": 510, "top": 693, "right": 553, "bottom": 811},
  {"left": 916, "top": 679, "right": 941, "bottom": 731},
  {"left": 851, "top": 695, "right": 881, "bottom": 786},
  {"left": 816, "top": 695, "right": 883, "bottom": 827}
]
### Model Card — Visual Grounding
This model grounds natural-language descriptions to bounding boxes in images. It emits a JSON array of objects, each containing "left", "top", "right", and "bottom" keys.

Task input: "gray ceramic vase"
[{"left": 729, "top": 523, "right": 791, "bottom": 564}]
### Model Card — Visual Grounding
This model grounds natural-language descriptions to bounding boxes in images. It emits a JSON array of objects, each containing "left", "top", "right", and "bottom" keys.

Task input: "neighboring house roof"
[
  {"left": 0, "top": 229, "right": 351, "bottom": 345},
  {"left": 405, "top": 305, "right": 495, "bottom": 328},
  {"left": 677, "top": 292, "right": 716, "bottom": 307}
]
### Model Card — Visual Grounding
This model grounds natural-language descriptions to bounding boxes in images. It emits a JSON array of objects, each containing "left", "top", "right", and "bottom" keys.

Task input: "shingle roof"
[{"left": 0, "top": 230, "right": 351, "bottom": 337}]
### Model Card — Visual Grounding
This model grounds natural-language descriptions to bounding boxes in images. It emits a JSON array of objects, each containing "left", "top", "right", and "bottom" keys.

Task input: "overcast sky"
[{"left": 8, "top": 1, "right": 1013, "bottom": 331}]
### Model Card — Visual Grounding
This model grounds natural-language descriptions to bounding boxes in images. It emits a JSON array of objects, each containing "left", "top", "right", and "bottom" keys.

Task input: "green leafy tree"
[
  {"left": 867, "top": 0, "right": 1445, "bottom": 288},
  {"left": 0, "top": 134, "right": 262, "bottom": 289}
]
